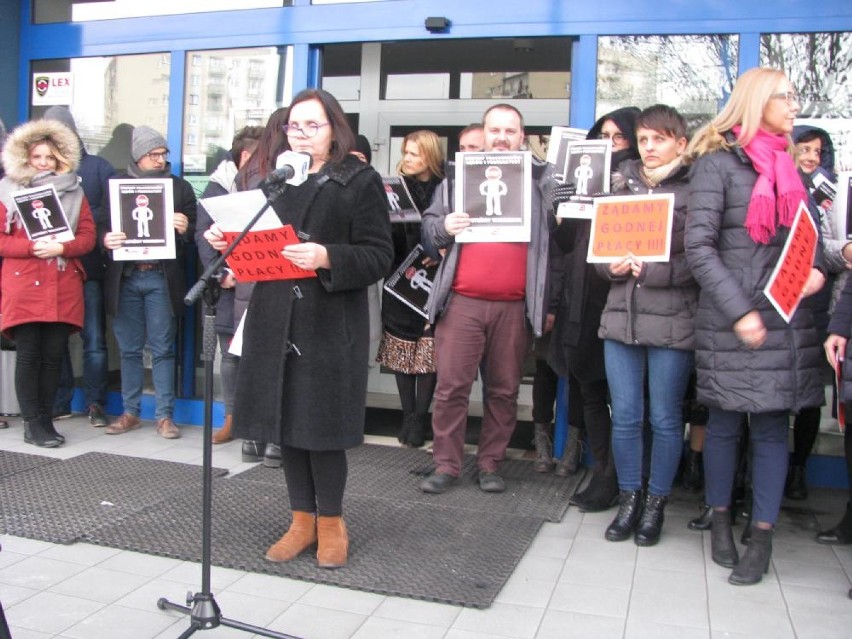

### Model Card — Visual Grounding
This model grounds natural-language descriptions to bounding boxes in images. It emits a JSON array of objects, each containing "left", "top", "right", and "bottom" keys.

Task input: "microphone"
[{"left": 260, "top": 151, "right": 312, "bottom": 189}]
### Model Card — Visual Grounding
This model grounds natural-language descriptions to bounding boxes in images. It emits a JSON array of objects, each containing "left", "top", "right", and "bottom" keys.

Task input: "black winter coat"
[
  {"left": 231, "top": 157, "right": 393, "bottom": 450},
  {"left": 596, "top": 160, "right": 697, "bottom": 350},
  {"left": 103, "top": 170, "right": 198, "bottom": 317},
  {"left": 828, "top": 273, "right": 852, "bottom": 403},
  {"left": 685, "top": 144, "right": 824, "bottom": 413}
]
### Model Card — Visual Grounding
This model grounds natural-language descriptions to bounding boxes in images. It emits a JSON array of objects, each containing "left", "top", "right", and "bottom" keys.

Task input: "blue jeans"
[
  {"left": 605, "top": 339, "right": 693, "bottom": 496},
  {"left": 53, "top": 279, "right": 109, "bottom": 410},
  {"left": 112, "top": 269, "right": 176, "bottom": 419},
  {"left": 704, "top": 408, "right": 788, "bottom": 525}
]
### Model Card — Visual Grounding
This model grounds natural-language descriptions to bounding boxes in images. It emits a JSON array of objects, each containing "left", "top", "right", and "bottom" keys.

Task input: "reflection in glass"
[
  {"left": 597, "top": 35, "right": 738, "bottom": 130},
  {"left": 33, "top": 0, "right": 291, "bottom": 23},
  {"left": 31, "top": 54, "right": 171, "bottom": 170},
  {"left": 761, "top": 33, "right": 852, "bottom": 171},
  {"left": 181, "top": 47, "right": 286, "bottom": 180}
]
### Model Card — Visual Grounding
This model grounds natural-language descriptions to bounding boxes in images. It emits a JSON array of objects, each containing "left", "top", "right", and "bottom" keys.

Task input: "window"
[
  {"left": 33, "top": 0, "right": 293, "bottom": 23},
  {"left": 597, "top": 35, "right": 738, "bottom": 129},
  {"left": 761, "top": 32, "right": 852, "bottom": 171}
]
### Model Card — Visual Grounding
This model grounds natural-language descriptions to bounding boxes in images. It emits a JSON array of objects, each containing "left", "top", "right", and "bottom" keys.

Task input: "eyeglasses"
[
  {"left": 283, "top": 122, "right": 330, "bottom": 138},
  {"left": 598, "top": 132, "right": 627, "bottom": 144},
  {"left": 771, "top": 91, "right": 800, "bottom": 105},
  {"left": 145, "top": 151, "right": 169, "bottom": 161}
]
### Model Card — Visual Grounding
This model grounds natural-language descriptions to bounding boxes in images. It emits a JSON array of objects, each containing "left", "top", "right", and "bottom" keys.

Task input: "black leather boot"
[
  {"left": 681, "top": 449, "right": 703, "bottom": 492},
  {"left": 605, "top": 490, "right": 642, "bottom": 542},
  {"left": 397, "top": 412, "right": 413, "bottom": 445},
  {"left": 573, "top": 458, "right": 619, "bottom": 512},
  {"left": 263, "top": 443, "right": 283, "bottom": 468},
  {"left": 816, "top": 502, "right": 852, "bottom": 545},
  {"left": 634, "top": 493, "right": 667, "bottom": 546},
  {"left": 241, "top": 440, "right": 264, "bottom": 463},
  {"left": 729, "top": 526, "right": 772, "bottom": 585},
  {"left": 39, "top": 411, "right": 65, "bottom": 444},
  {"left": 784, "top": 465, "right": 808, "bottom": 500},
  {"left": 23, "top": 419, "right": 61, "bottom": 448},
  {"left": 404, "top": 414, "right": 427, "bottom": 448},
  {"left": 532, "top": 423, "right": 554, "bottom": 473},
  {"left": 710, "top": 509, "right": 739, "bottom": 568},
  {"left": 687, "top": 503, "right": 713, "bottom": 531}
]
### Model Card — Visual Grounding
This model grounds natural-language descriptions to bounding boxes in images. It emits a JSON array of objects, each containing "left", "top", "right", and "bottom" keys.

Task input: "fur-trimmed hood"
[{"left": 1, "top": 119, "right": 81, "bottom": 185}]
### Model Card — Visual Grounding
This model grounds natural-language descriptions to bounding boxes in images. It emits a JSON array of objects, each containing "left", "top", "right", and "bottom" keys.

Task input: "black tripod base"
[{"left": 158, "top": 592, "right": 300, "bottom": 639}]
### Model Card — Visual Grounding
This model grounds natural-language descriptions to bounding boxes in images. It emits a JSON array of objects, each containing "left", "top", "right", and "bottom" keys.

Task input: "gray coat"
[
  {"left": 596, "top": 160, "right": 697, "bottom": 350},
  {"left": 421, "top": 166, "right": 553, "bottom": 337},
  {"left": 685, "top": 144, "right": 824, "bottom": 413},
  {"left": 231, "top": 157, "right": 393, "bottom": 450}
]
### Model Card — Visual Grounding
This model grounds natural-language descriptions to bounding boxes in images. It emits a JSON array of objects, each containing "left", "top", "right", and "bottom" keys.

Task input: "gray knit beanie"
[
  {"left": 43, "top": 106, "right": 79, "bottom": 135},
  {"left": 131, "top": 125, "right": 169, "bottom": 163}
]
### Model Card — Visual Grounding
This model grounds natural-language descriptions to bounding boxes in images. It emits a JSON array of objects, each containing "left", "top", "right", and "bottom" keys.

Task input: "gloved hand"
[{"left": 550, "top": 183, "right": 576, "bottom": 213}]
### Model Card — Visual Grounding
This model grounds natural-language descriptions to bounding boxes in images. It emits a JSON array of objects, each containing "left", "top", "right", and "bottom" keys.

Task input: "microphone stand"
[{"left": 157, "top": 182, "right": 300, "bottom": 639}]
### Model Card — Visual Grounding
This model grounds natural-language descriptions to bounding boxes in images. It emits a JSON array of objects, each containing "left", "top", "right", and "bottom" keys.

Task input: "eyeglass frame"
[
  {"left": 771, "top": 90, "right": 800, "bottom": 105},
  {"left": 144, "top": 150, "right": 170, "bottom": 161},
  {"left": 598, "top": 132, "right": 627, "bottom": 143},
  {"left": 283, "top": 122, "right": 330, "bottom": 138}
]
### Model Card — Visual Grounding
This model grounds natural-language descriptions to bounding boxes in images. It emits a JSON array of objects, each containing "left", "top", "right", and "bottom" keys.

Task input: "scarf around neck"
[
  {"left": 640, "top": 156, "right": 683, "bottom": 188},
  {"left": 733, "top": 125, "right": 807, "bottom": 244}
]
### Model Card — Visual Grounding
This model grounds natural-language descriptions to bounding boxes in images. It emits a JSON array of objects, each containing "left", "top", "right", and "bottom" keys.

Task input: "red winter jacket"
[{"left": 0, "top": 198, "right": 96, "bottom": 337}]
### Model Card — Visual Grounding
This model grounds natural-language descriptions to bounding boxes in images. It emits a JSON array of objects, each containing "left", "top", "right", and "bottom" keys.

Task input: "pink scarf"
[{"left": 733, "top": 125, "right": 807, "bottom": 244}]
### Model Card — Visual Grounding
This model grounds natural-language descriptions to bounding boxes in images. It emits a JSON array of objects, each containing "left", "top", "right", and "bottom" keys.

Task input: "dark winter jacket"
[
  {"left": 828, "top": 273, "right": 852, "bottom": 403},
  {"left": 596, "top": 159, "right": 697, "bottom": 350},
  {"left": 685, "top": 142, "right": 825, "bottom": 413},
  {"left": 195, "top": 159, "right": 239, "bottom": 335},
  {"left": 231, "top": 156, "right": 393, "bottom": 450},
  {"left": 103, "top": 166, "right": 198, "bottom": 317}
]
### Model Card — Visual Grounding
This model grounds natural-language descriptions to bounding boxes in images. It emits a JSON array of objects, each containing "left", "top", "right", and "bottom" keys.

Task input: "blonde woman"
[
  {"left": 376, "top": 130, "right": 444, "bottom": 447},
  {"left": 685, "top": 67, "right": 825, "bottom": 585},
  {"left": 0, "top": 119, "right": 96, "bottom": 447}
]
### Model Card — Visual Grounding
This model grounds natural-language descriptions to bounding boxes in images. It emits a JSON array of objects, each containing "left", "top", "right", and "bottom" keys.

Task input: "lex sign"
[{"left": 32, "top": 72, "right": 74, "bottom": 106}]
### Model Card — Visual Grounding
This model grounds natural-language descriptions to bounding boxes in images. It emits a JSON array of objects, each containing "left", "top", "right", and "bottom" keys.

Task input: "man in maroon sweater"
[{"left": 420, "top": 104, "right": 552, "bottom": 494}]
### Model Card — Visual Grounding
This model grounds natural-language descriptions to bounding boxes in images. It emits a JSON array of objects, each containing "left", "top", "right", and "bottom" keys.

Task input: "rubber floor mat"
[
  {"left": 0, "top": 452, "right": 226, "bottom": 543},
  {"left": 235, "top": 443, "right": 584, "bottom": 522},
  {"left": 0, "top": 450, "right": 58, "bottom": 478},
  {"left": 85, "top": 477, "right": 542, "bottom": 608}
]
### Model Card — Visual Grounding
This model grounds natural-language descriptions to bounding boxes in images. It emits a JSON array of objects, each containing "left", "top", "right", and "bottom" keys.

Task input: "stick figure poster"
[
  {"left": 11, "top": 183, "right": 75, "bottom": 242},
  {"left": 764, "top": 201, "right": 819, "bottom": 323},
  {"left": 556, "top": 139, "right": 612, "bottom": 220},
  {"left": 108, "top": 178, "right": 175, "bottom": 261},
  {"left": 454, "top": 151, "right": 531, "bottom": 243},
  {"left": 545, "top": 125, "right": 589, "bottom": 182},
  {"left": 383, "top": 244, "right": 438, "bottom": 319},
  {"left": 381, "top": 176, "right": 420, "bottom": 223}
]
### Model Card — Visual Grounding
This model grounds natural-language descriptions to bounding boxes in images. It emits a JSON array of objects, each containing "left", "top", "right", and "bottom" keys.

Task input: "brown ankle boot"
[
  {"left": 265, "top": 511, "right": 317, "bottom": 562},
  {"left": 316, "top": 515, "right": 349, "bottom": 569},
  {"left": 212, "top": 414, "right": 233, "bottom": 444}
]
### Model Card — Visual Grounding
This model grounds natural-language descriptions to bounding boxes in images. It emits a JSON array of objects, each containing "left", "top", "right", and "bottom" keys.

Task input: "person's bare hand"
[
  {"left": 734, "top": 311, "right": 767, "bottom": 349},
  {"left": 801, "top": 268, "right": 825, "bottom": 298},
  {"left": 32, "top": 240, "right": 64, "bottom": 259},
  {"left": 609, "top": 256, "right": 632, "bottom": 277},
  {"left": 825, "top": 334, "right": 847, "bottom": 369},
  {"left": 104, "top": 231, "right": 127, "bottom": 250},
  {"left": 173, "top": 212, "right": 189, "bottom": 235},
  {"left": 203, "top": 224, "right": 228, "bottom": 252},
  {"left": 282, "top": 242, "right": 330, "bottom": 270},
  {"left": 444, "top": 212, "right": 471, "bottom": 236}
]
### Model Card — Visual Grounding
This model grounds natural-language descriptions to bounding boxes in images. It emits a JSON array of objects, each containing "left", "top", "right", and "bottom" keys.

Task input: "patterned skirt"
[{"left": 375, "top": 331, "right": 436, "bottom": 375}]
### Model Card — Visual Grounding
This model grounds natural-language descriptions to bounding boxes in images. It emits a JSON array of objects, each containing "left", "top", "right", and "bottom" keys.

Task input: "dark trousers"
[
  {"left": 567, "top": 371, "right": 611, "bottom": 465},
  {"left": 14, "top": 322, "right": 72, "bottom": 421},
  {"left": 532, "top": 358, "right": 558, "bottom": 424},
  {"left": 705, "top": 408, "right": 788, "bottom": 524},
  {"left": 281, "top": 445, "right": 348, "bottom": 517},
  {"left": 432, "top": 295, "right": 529, "bottom": 475}
]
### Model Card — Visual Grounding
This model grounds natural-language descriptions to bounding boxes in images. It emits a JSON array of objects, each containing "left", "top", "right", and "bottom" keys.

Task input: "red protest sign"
[
  {"left": 223, "top": 224, "right": 317, "bottom": 282},
  {"left": 586, "top": 194, "right": 674, "bottom": 263},
  {"left": 764, "top": 201, "right": 818, "bottom": 323}
]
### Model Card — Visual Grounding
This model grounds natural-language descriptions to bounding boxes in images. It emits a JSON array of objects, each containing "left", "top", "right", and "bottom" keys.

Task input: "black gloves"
[{"left": 550, "top": 183, "right": 576, "bottom": 212}]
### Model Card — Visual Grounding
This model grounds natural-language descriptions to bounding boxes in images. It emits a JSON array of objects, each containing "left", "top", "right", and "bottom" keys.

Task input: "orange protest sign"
[
  {"left": 586, "top": 194, "right": 674, "bottom": 263},
  {"left": 764, "top": 201, "right": 818, "bottom": 323},
  {"left": 223, "top": 224, "right": 317, "bottom": 282}
]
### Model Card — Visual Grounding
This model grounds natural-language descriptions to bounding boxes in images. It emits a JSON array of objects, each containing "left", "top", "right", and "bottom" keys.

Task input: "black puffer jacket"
[
  {"left": 685, "top": 143, "right": 825, "bottom": 413},
  {"left": 596, "top": 159, "right": 697, "bottom": 350}
]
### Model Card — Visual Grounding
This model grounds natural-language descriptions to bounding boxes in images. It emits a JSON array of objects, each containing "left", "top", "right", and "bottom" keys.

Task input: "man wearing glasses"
[{"left": 102, "top": 126, "right": 197, "bottom": 439}]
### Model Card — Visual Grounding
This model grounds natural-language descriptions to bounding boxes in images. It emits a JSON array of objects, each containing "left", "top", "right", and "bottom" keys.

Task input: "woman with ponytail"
[
  {"left": 0, "top": 119, "right": 96, "bottom": 447},
  {"left": 685, "top": 67, "right": 825, "bottom": 586}
]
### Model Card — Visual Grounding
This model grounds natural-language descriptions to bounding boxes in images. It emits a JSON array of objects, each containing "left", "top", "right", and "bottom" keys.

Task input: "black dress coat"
[
  {"left": 685, "top": 143, "right": 825, "bottom": 413},
  {"left": 231, "top": 156, "right": 393, "bottom": 450}
]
